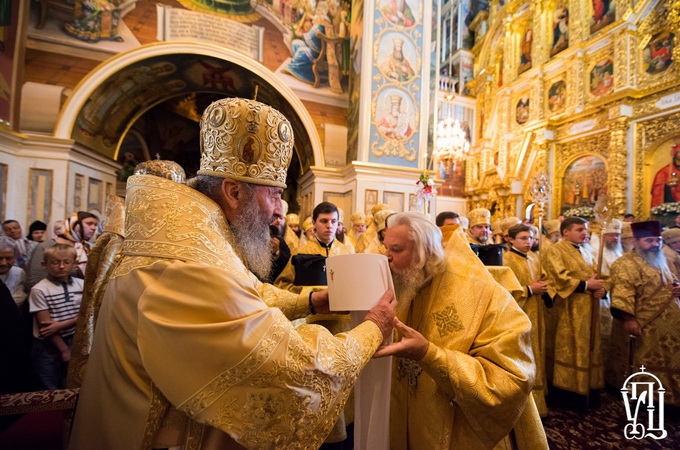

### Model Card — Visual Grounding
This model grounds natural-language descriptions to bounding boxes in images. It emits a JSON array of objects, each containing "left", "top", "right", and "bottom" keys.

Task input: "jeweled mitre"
[{"left": 197, "top": 98, "right": 294, "bottom": 188}]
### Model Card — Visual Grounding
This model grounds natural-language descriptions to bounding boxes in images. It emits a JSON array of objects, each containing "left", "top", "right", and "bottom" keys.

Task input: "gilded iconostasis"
[{"left": 466, "top": 0, "right": 680, "bottom": 224}]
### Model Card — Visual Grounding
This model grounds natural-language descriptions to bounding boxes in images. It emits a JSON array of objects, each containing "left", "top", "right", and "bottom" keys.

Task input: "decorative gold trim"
[
  {"left": 552, "top": 132, "right": 610, "bottom": 215},
  {"left": 633, "top": 110, "right": 680, "bottom": 217}
]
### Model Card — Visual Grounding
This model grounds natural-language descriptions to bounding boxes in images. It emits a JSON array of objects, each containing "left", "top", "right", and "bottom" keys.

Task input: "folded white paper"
[{"left": 326, "top": 253, "right": 394, "bottom": 311}]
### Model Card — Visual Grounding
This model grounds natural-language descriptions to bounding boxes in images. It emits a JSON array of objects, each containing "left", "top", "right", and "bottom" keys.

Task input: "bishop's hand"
[{"left": 373, "top": 317, "right": 429, "bottom": 361}]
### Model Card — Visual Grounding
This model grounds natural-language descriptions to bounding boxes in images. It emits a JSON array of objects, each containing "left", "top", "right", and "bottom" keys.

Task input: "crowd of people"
[
  {"left": 1, "top": 96, "right": 677, "bottom": 448},
  {"left": 1, "top": 214, "right": 99, "bottom": 394}
]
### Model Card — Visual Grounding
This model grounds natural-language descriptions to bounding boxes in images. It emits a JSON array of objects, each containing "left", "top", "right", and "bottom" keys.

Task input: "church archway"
[{"left": 55, "top": 42, "right": 323, "bottom": 181}]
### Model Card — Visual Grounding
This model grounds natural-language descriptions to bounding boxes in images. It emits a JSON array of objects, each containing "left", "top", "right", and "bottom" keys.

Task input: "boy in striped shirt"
[{"left": 29, "top": 244, "right": 83, "bottom": 389}]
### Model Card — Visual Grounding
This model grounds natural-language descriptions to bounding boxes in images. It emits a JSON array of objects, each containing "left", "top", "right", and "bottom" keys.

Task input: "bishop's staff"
[
  {"left": 587, "top": 194, "right": 613, "bottom": 406},
  {"left": 529, "top": 173, "right": 552, "bottom": 278}
]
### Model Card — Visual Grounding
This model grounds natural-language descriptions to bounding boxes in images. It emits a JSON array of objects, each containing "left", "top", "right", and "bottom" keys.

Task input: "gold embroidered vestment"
[{"left": 69, "top": 175, "right": 383, "bottom": 450}]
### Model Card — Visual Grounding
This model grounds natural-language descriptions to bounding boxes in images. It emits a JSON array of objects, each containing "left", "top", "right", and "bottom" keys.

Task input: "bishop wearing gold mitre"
[
  {"left": 356, "top": 203, "right": 390, "bottom": 253},
  {"left": 346, "top": 211, "right": 367, "bottom": 247},
  {"left": 70, "top": 98, "right": 396, "bottom": 449},
  {"left": 541, "top": 219, "right": 561, "bottom": 251},
  {"left": 542, "top": 216, "right": 606, "bottom": 404},
  {"left": 363, "top": 209, "right": 393, "bottom": 255},
  {"left": 466, "top": 208, "right": 492, "bottom": 245},
  {"left": 503, "top": 223, "right": 549, "bottom": 416}
]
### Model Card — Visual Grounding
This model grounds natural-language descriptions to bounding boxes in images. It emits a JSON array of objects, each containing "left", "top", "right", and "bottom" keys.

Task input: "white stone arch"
[{"left": 54, "top": 41, "right": 324, "bottom": 169}]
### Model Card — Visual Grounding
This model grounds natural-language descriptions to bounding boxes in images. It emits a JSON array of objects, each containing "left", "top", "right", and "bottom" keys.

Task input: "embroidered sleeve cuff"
[{"left": 346, "top": 320, "right": 384, "bottom": 363}]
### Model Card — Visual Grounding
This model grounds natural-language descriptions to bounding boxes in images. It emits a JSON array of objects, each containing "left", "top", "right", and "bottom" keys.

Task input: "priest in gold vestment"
[
  {"left": 466, "top": 208, "right": 491, "bottom": 245},
  {"left": 503, "top": 223, "right": 549, "bottom": 416},
  {"left": 69, "top": 98, "right": 397, "bottom": 449},
  {"left": 661, "top": 228, "right": 680, "bottom": 277},
  {"left": 542, "top": 217, "right": 606, "bottom": 399},
  {"left": 346, "top": 211, "right": 366, "bottom": 247},
  {"left": 609, "top": 221, "right": 680, "bottom": 406},
  {"left": 275, "top": 201, "right": 354, "bottom": 294},
  {"left": 355, "top": 203, "right": 389, "bottom": 253},
  {"left": 375, "top": 212, "right": 548, "bottom": 449}
]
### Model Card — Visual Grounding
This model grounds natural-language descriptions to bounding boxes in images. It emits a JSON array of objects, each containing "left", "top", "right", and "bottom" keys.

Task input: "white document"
[
  {"left": 326, "top": 253, "right": 393, "bottom": 449},
  {"left": 326, "top": 253, "right": 394, "bottom": 311}
]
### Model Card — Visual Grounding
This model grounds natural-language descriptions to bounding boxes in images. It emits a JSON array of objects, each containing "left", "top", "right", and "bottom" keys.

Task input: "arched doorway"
[{"left": 55, "top": 42, "right": 323, "bottom": 209}]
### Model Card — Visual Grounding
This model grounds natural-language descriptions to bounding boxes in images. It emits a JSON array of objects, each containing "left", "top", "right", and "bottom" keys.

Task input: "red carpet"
[{"left": 0, "top": 410, "right": 64, "bottom": 450}]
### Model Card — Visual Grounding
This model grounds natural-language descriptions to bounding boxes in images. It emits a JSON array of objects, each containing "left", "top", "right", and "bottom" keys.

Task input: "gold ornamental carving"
[
  {"left": 553, "top": 132, "right": 610, "bottom": 214},
  {"left": 635, "top": 1, "right": 680, "bottom": 95},
  {"left": 634, "top": 110, "right": 680, "bottom": 217},
  {"left": 606, "top": 117, "right": 630, "bottom": 216}
]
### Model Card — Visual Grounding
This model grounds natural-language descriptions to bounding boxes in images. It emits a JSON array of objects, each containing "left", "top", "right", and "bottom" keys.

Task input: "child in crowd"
[{"left": 28, "top": 244, "right": 83, "bottom": 389}]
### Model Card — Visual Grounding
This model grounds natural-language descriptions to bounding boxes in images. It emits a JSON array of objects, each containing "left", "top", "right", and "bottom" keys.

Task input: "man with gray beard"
[
  {"left": 608, "top": 221, "right": 680, "bottom": 408},
  {"left": 373, "top": 212, "right": 548, "bottom": 449},
  {"left": 70, "top": 98, "right": 396, "bottom": 450}
]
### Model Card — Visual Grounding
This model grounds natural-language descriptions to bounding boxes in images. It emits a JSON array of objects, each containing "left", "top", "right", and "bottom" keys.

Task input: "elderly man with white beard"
[
  {"left": 608, "top": 221, "right": 680, "bottom": 407},
  {"left": 373, "top": 212, "right": 548, "bottom": 449},
  {"left": 70, "top": 98, "right": 397, "bottom": 450}
]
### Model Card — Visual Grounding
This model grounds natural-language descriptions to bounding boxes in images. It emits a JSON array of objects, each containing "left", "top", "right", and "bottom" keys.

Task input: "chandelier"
[{"left": 434, "top": 117, "right": 469, "bottom": 161}]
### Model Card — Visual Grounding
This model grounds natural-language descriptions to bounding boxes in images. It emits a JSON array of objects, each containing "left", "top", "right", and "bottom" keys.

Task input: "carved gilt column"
[{"left": 607, "top": 116, "right": 630, "bottom": 216}]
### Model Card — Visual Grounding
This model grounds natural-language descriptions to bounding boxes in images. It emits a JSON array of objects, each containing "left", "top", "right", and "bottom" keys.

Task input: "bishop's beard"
[
  {"left": 635, "top": 246, "right": 674, "bottom": 283},
  {"left": 231, "top": 201, "right": 273, "bottom": 280},
  {"left": 391, "top": 265, "right": 428, "bottom": 322}
]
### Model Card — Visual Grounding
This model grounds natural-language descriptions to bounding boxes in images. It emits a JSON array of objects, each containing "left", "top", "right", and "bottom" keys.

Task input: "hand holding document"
[{"left": 326, "top": 254, "right": 394, "bottom": 450}]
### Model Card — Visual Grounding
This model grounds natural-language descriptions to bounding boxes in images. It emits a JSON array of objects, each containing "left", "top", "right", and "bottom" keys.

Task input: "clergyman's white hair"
[{"left": 387, "top": 212, "right": 446, "bottom": 277}]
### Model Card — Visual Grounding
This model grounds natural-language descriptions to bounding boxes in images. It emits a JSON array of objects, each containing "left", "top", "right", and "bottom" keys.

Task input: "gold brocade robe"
[
  {"left": 608, "top": 252, "right": 680, "bottom": 405},
  {"left": 662, "top": 244, "right": 680, "bottom": 278},
  {"left": 67, "top": 195, "right": 125, "bottom": 389},
  {"left": 363, "top": 234, "right": 386, "bottom": 255},
  {"left": 539, "top": 235, "right": 553, "bottom": 252},
  {"left": 69, "top": 175, "right": 383, "bottom": 450},
  {"left": 355, "top": 227, "right": 376, "bottom": 253},
  {"left": 503, "top": 250, "right": 547, "bottom": 416},
  {"left": 274, "top": 237, "right": 355, "bottom": 442},
  {"left": 542, "top": 240, "right": 603, "bottom": 395},
  {"left": 346, "top": 230, "right": 363, "bottom": 248},
  {"left": 390, "top": 228, "right": 548, "bottom": 449},
  {"left": 284, "top": 225, "right": 299, "bottom": 252}
]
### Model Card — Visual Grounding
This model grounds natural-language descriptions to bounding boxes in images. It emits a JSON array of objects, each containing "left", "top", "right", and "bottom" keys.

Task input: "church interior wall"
[{"left": 466, "top": 0, "right": 680, "bottom": 223}]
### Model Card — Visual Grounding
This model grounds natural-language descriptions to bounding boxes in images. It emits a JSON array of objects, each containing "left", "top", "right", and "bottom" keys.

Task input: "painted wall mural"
[
  {"left": 650, "top": 139, "right": 680, "bottom": 208},
  {"left": 550, "top": 3, "right": 569, "bottom": 57},
  {"left": 368, "top": 0, "right": 423, "bottom": 167},
  {"left": 518, "top": 25, "right": 532, "bottom": 75},
  {"left": 515, "top": 96, "right": 529, "bottom": 125},
  {"left": 590, "top": 0, "right": 614, "bottom": 35},
  {"left": 72, "top": 53, "right": 315, "bottom": 171},
  {"left": 547, "top": 80, "right": 566, "bottom": 114},
  {"left": 589, "top": 58, "right": 613, "bottom": 97},
  {"left": 561, "top": 155, "right": 607, "bottom": 214},
  {"left": 643, "top": 32, "right": 674, "bottom": 75}
]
